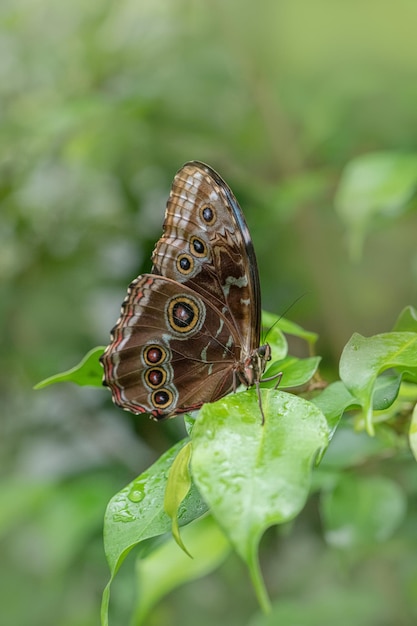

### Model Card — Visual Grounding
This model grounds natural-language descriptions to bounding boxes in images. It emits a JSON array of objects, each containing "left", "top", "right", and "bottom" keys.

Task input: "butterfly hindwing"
[{"left": 101, "top": 275, "right": 240, "bottom": 419}]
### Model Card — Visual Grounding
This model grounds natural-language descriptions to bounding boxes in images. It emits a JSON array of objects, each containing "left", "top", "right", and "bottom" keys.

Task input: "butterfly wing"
[
  {"left": 101, "top": 275, "right": 241, "bottom": 419},
  {"left": 152, "top": 161, "right": 261, "bottom": 353}
]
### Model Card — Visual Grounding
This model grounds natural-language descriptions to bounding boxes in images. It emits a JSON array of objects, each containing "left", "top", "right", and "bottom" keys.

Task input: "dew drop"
[
  {"left": 128, "top": 479, "right": 147, "bottom": 503},
  {"left": 128, "top": 489, "right": 145, "bottom": 503},
  {"left": 204, "top": 428, "right": 215, "bottom": 440},
  {"left": 113, "top": 509, "right": 135, "bottom": 523}
]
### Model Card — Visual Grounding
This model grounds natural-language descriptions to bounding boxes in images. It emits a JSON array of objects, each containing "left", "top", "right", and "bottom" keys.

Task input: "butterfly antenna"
[{"left": 262, "top": 293, "right": 308, "bottom": 344}]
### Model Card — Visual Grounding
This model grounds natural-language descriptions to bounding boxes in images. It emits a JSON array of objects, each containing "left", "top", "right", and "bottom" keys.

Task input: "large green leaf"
[{"left": 191, "top": 389, "right": 329, "bottom": 611}]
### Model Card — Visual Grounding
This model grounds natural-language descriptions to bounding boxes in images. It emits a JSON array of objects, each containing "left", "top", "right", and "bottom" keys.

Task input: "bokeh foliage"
[{"left": 1, "top": 1, "right": 417, "bottom": 625}]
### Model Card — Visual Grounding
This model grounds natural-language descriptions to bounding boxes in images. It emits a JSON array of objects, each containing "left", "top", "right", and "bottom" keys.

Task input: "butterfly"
[{"left": 100, "top": 161, "right": 272, "bottom": 421}]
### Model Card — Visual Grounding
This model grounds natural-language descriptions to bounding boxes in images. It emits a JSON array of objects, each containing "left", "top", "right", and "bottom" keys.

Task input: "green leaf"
[
  {"left": 132, "top": 516, "right": 230, "bottom": 625},
  {"left": 183, "top": 413, "right": 197, "bottom": 435},
  {"left": 318, "top": 427, "right": 393, "bottom": 471},
  {"left": 164, "top": 441, "right": 193, "bottom": 557},
  {"left": 321, "top": 474, "right": 407, "bottom": 549},
  {"left": 410, "top": 403, "right": 417, "bottom": 463},
  {"left": 335, "top": 151, "right": 417, "bottom": 259},
  {"left": 393, "top": 305, "right": 417, "bottom": 333},
  {"left": 191, "top": 389, "right": 329, "bottom": 612},
  {"left": 104, "top": 440, "right": 207, "bottom": 571},
  {"left": 392, "top": 307, "right": 417, "bottom": 383},
  {"left": 34, "top": 346, "right": 105, "bottom": 389},
  {"left": 261, "top": 312, "right": 288, "bottom": 361},
  {"left": 101, "top": 439, "right": 208, "bottom": 626},
  {"left": 339, "top": 332, "right": 417, "bottom": 435},
  {"left": 372, "top": 372, "right": 402, "bottom": 410},
  {"left": 262, "top": 310, "right": 318, "bottom": 346},
  {"left": 249, "top": 587, "right": 387, "bottom": 626},
  {"left": 0, "top": 481, "right": 52, "bottom": 536},
  {"left": 310, "top": 381, "right": 357, "bottom": 434},
  {"left": 263, "top": 355, "right": 321, "bottom": 389}
]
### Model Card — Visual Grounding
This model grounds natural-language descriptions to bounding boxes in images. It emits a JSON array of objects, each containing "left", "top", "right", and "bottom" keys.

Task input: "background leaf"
[
  {"left": 34, "top": 347, "right": 105, "bottom": 388},
  {"left": 335, "top": 152, "right": 417, "bottom": 259},
  {"left": 132, "top": 516, "right": 230, "bottom": 625},
  {"left": 339, "top": 332, "right": 417, "bottom": 434},
  {"left": 410, "top": 403, "right": 417, "bottom": 462},
  {"left": 321, "top": 474, "right": 407, "bottom": 548},
  {"left": 262, "top": 311, "right": 318, "bottom": 347},
  {"left": 310, "top": 380, "right": 357, "bottom": 434},
  {"left": 393, "top": 306, "right": 417, "bottom": 332},
  {"left": 249, "top": 587, "right": 389, "bottom": 626}
]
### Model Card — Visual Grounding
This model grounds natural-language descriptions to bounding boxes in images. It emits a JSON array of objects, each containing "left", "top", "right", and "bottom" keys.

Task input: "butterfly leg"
[
  {"left": 232, "top": 370, "right": 238, "bottom": 394},
  {"left": 255, "top": 379, "right": 266, "bottom": 426},
  {"left": 273, "top": 371, "right": 283, "bottom": 390},
  {"left": 261, "top": 371, "right": 283, "bottom": 389},
  {"left": 256, "top": 371, "right": 283, "bottom": 424}
]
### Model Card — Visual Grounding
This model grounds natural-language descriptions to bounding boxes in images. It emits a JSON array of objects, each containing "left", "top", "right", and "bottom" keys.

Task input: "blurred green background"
[{"left": 1, "top": 1, "right": 417, "bottom": 624}]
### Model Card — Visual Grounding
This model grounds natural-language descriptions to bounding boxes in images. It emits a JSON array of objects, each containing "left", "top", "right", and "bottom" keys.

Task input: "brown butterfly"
[{"left": 100, "top": 161, "right": 272, "bottom": 421}]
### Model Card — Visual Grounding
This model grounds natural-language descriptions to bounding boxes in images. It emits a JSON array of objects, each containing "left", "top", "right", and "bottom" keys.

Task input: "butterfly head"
[{"left": 237, "top": 343, "right": 271, "bottom": 389}]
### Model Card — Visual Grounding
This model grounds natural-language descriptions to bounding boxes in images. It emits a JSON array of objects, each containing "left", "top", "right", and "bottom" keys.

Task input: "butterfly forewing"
[{"left": 151, "top": 161, "right": 261, "bottom": 353}]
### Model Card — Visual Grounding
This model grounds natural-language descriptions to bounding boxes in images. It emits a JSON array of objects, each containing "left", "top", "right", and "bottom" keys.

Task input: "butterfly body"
[{"left": 101, "top": 161, "right": 270, "bottom": 420}]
